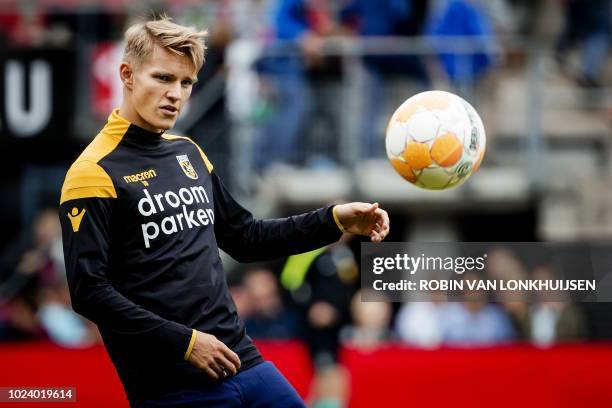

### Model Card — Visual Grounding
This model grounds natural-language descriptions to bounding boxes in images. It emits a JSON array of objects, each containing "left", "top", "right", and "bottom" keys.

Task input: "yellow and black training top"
[{"left": 59, "top": 109, "right": 342, "bottom": 400}]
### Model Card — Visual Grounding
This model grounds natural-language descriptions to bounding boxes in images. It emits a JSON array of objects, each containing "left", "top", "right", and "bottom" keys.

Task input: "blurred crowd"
[
  {"left": 0, "top": 209, "right": 594, "bottom": 348},
  {"left": 0, "top": 208, "right": 100, "bottom": 347},
  {"left": 230, "top": 244, "right": 590, "bottom": 352},
  {"left": 0, "top": 0, "right": 609, "bottom": 173}
]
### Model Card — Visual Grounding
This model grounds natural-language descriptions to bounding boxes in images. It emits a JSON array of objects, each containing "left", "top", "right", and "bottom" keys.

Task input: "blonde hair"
[{"left": 123, "top": 16, "right": 208, "bottom": 73}]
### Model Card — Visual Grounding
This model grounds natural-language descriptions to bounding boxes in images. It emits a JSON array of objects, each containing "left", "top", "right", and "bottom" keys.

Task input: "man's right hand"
[{"left": 187, "top": 330, "right": 241, "bottom": 380}]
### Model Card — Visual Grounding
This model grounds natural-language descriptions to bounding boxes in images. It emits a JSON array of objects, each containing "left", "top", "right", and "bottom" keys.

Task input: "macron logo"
[
  {"left": 123, "top": 169, "right": 157, "bottom": 186},
  {"left": 137, "top": 187, "right": 214, "bottom": 248}
]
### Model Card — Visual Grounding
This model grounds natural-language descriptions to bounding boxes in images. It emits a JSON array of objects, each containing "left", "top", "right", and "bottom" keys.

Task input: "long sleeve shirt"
[{"left": 59, "top": 109, "right": 343, "bottom": 400}]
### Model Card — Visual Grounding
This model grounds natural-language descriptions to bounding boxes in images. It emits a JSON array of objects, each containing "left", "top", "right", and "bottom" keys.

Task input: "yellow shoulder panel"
[
  {"left": 79, "top": 128, "right": 125, "bottom": 163},
  {"left": 163, "top": 134, "right": 214, "bottom": 173},
  {"left": 103, "top": 109, "right": 131, "bottom": 140},
  {"left": 60, "top": 160, "right": 117, "bottom": 204},
  {"left": 60, "top": 119, "right": 126, "bottom": 205}
]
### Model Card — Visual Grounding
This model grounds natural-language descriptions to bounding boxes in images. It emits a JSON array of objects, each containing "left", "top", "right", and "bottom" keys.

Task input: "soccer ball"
[{"left": 385, "top": 90, "right": 486, "bottom": 190}]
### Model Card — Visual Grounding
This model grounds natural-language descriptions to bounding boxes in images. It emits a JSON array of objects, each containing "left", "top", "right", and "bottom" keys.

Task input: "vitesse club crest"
[{"left": 176, "top": 154, "right": 198, "bottom": 180}]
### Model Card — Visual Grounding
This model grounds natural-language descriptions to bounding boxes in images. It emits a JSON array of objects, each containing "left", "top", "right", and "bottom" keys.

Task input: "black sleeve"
[
  {"left": 59, "top": 198, "right": 193, "bottom": 360},
  {"left": 212, "top": 172, "right": 343, "bottom": 262}
]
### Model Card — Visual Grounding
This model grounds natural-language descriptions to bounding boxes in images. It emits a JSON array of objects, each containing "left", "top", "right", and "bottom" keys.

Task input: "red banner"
[{"left": 1, "top": 340, "right": 611, "bottom": 407}]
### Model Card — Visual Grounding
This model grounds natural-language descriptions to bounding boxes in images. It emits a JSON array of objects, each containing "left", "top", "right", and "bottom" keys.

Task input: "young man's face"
[{"left": 125, "top": 44, "right": 197, "bottom": 132}]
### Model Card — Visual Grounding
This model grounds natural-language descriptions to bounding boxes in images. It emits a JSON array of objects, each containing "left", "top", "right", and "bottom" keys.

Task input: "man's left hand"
[{"left": 333, "top": 202, "right": 390, "bottom": 242}]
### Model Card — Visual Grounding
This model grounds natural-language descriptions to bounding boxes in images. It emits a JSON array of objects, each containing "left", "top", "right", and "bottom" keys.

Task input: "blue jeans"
[{"left": 131, "top": 362, "right": 306, "bottom": 408}]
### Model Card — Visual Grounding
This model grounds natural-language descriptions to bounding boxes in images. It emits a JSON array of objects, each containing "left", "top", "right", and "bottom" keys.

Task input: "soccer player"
[{"left": 59, "top": 17, "right": 389, "bottom": 407}]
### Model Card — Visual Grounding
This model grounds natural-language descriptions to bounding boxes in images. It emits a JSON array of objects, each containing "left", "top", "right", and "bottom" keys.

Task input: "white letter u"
[{"left": 6, "top": 59, "right": 52, "bottom": 137}]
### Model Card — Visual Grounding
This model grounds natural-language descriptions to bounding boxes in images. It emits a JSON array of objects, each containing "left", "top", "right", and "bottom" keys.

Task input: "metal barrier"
[{"left": 223, "top": 36, "right": 550, "bottom": 203}]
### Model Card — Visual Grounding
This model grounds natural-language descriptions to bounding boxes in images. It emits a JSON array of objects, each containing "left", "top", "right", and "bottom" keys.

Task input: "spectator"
[
  {"left": 281, "top": 236, "right": 358, "bottom": 408},
  {"left": 254, "top": 0, "right": 320, "bottom": 171},
  {"left": 440, "top": 271, "right": 516, "bottom": 345},
  {"left": 341, "top": 0, "right": 430, "bottom": 158},
  {"left": 309, "top": 364, "right": 350, "bottom": 408},
  {"left": 555, "top": 0, "right": 610, "bottom": 87},
  {"left": 529, "top": 266, "right": 587, "bottom": 346},
  {"left": 229, "top": 280, "right": 254, "bottom": 322},
  {"left": 441, "top": 302, "right": 516, "bottom": 345},
  {"left": 281, "top": 239, "right": 358, "bottom": 366},
  {"left": 37, "top": 283, "right": 99, "bottom": 348},
  {"left": 395, "top": 291, "right": 447, "bottom": 348},
  {"left": 486, "top": 247, "right": 530, "bottom": 340},
  {"left": 0, "top": 278, "right": 44, "bottom": 341},
  {"left": 341, "top": 290, "right": 394, "bottom": 349},
  {"left": 243, "top": 268, "right": 298, "bottom": 339},
  {"left": 1, "top": 209, "right": 65, "bottom": 298},
  {"left": 425, "top": 0, "right": 498, "bottom": 84}
]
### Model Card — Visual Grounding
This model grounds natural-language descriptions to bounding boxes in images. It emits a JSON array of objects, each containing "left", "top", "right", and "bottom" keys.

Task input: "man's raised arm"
[{"left": 212, "top": 172, "right": 389, "bottom": 262}]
